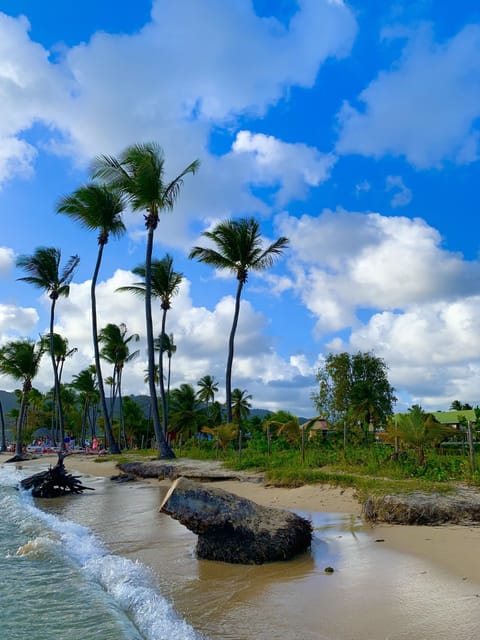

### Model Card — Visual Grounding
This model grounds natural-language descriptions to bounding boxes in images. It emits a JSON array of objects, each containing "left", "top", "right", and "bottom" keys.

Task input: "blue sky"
[{"left": 0, "top": 0, "right": 479, "bottom": 417}]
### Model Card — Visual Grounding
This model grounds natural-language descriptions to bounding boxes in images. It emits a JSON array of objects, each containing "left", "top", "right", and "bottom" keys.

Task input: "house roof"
[{"left": 432, "top": 410, "right": 477, "bottom": 424}]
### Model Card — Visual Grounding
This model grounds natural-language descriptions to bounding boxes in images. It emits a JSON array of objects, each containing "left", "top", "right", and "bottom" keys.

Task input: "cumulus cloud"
[
  {"left": 336, "top": 23, "right": 480, "bottom": 168},
  {"left": 232, "top": 131, "right": 336, "bottom": 204},
  {"left": 277, "top": 208, "right": 480, "bottom": 333}
]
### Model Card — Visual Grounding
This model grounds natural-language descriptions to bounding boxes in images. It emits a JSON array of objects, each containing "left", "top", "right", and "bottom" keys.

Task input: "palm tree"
[
  {"left": 70, "top": 365, "right": 99, "bottom": 447},
  {"left": 163, "top": 333, "right": 177, "bottom": 398},
  {"left": 40, "top": 332, "right": 77, "bottom": 443},
  {"left": 93, "top": 142, "right": 199, "bottom": 458},
  {"left": 0, "top": 400, "right": 6, "bottom": 452},
  {"left": 169, "top": 383, "right": 201, "bottom": 441},
  {"left": 0, "top": 340, "right": 44, "bottom": 457},
  {"left": 231, "top": 387, "right": 252, "bottom": 424},
  {"left": 17, "top": 247, "right": 79, "bottom": 450},
  {"left": 99, "top": 322, "right": 139, "bottom": 449},
  {"left": 57, "top": 182, "right": 126, "bottom": 454},
  {"left": 189, "top": 218, "right": 289, "bottom": 422},
  {"left": 197, "top": 375, "right": 219, "bottom": 422},
  {"left": 117, "top": 254, "right": 183, "bottom": 437}
]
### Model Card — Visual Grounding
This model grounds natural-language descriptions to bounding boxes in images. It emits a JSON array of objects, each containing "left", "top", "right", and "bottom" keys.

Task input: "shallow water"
[{"left": 3, "top": 463, "right": 480, "bottom": 639}]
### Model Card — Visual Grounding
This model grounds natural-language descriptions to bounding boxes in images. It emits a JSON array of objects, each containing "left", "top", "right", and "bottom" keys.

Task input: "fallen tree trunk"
[
  {"left": 20, "top": 452, "right": 94, "bottom": 498},
  {"left": 160, "top": 477, "right": 312, "bottom": 564}
]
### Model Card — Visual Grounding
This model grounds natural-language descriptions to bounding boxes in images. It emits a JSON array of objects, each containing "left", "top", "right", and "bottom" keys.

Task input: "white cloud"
[
  {"left": 336, "top": 23, "right": 480, "bottom": 168},
  {"left": 0, "top": 247, "right": 15, "bottom": 276},
  {"left": 277, "top": 208, "right": 480, "bottom": 333},
  {"left": 385, "top": 175, "right": 412, "bottom": 207},
  {"left": 232, "top": 131, "right": 336, "bottom": 204}
]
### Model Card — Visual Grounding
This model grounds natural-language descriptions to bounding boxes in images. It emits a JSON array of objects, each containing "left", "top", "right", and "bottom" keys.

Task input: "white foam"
[{"left": 0, "top": 466, "right": 204, "bottom": 640}]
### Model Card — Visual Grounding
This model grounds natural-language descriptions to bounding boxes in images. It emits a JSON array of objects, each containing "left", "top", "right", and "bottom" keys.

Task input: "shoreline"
[{"left": 7, "top": 452, "right": 480, "bottom": 583}]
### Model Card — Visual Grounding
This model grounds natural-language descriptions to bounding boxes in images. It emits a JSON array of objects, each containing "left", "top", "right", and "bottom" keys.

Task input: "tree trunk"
[
  {"left": 49, "top": 297, "right": 66, "bottom": 450},
  {"left": 91, "top": 243, "right": 120, "bottom": 453},
  {"left": 0, "top": 400, "right": 6, "bottom": 452},
  {"left": 225, "top": 280, "right": 243, "bottom": 423},
  {"left": 160, "top": 477, "right": 312, "bottom": 564},
  {"left": 145, "top": 224, "right": 174, "bottom": 459},
  {"left": 159, "top": 308, "right": 168, "bottom": 437}
]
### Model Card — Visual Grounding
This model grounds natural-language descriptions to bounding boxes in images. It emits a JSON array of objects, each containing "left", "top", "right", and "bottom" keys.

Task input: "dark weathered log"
[
  {"left": 20, "top": 452, "right": 94, "bottom": 498},
  {"left": 160, "top": 477, "right": 312, "bottom": 564}
]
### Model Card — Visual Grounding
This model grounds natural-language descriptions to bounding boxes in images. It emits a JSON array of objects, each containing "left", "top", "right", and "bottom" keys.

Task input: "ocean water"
[{"left": 0, "top": 464, "right": 203, "bottom": 640}]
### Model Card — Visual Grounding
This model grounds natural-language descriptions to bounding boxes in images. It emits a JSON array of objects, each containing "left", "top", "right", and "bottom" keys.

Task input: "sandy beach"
[
  {"left": 12, "top": 451, "right": 480, "bottom": 583},
  {"left": 6, "top": 451, "right": 480, "bottom": 639}
]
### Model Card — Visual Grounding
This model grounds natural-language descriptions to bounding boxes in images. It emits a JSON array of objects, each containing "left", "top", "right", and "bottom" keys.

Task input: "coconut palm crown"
[
  {"left": 93, "top": 142, "right": 199, "bottom": 458},
  {"left": 189, "top": 217, "right": 289, "bottom": 422},
  {"left": 57, "top": 182, "right": 126, "bottom": 453}
]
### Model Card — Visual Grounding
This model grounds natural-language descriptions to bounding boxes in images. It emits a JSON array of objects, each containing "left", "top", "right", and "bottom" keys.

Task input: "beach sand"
[
  {"left": 8, "top": 452, "right": 480, "bottom": 639},
  {"left": 13, "top": 452, "right": 480, "bottom": 581}
]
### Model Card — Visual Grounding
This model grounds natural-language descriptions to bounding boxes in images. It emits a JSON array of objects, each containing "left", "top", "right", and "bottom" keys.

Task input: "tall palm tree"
[
  {"left": 117, "top": 255, "right": 183, "bottom": 436},
  {"left": 70, "top": 365, "right": 99, "bottom": 447},
  {"left": 189, "top": 218, "right": 289, "bottom": 422},
  {"left": 17, "top": 247, "right": 79, "bottom": 449},
  {"left": 57, "top": 182, "right": 126, "bottom": 454},
  {"left": 197, "top": 375, "right": 219, "bottom": 422},
  {"left": 163, "top": 333, "right": 177, "bottom": 398},
  {"left": 0, "top": 339, "right": 44, "bottom": 457},
  {"left": 169, "top": 383, "right": 201, "bottom": 440},
  {"left": 40, "top": 332, "right": 77, "bottom": 443},
  {"left": 99, "top": 322, "right": 139, "bottom": 448},
  {"left": 93, "top": 142, "right": 199, "bottom": 459}
]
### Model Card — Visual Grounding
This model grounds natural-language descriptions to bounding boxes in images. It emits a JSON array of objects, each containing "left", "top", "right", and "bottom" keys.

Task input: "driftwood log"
[
  {"left": 20, "top": 452, "right": 94, "bottom": 498},
  {"left": 363, "top": 488, "right": 480, "bottom": 525},
  {"left": 160, "top": 477, "right": 312, "bottom": 564}
]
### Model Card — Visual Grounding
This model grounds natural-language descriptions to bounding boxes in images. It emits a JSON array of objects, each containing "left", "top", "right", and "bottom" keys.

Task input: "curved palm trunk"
[
  {"left": 50, "top": 298, "right": 66, "bottom": 450},
  {"left": 145, "top": 226, "right": 174, "bottom": 458},
  {"left": 91, "top": 244, "right": 120, "bottom": 453},
  {"left": 159, "top": 309, "right": 168, "bottom": 437},
  {"left": 117, "top": 366, "right": 126, "bottom": 449},
  {"left": 225, "top": 280, "right": 244, "bottom": 423}
]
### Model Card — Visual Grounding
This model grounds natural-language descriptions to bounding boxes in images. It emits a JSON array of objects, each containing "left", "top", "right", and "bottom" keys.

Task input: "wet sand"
[{"left": 10, "top": 453, "right": 480, "bottom": 639}]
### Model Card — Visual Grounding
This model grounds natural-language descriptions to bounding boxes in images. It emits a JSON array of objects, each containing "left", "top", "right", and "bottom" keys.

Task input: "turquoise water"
[{"left": 0, "top": 465, "right": 203, "bottom": 640}]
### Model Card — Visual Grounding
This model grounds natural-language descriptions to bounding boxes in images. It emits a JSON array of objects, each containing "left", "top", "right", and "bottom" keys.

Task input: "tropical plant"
[
  {"left": 189, "top": 217, "right": 288, "bottom": 422},
  {"left": 169, "top": 383, "right": 202, "bottom": 440},
  {"left": 70, "top": 365, "right": 99, "bottom": 446},
  {"left": 57, "top": 182, "right": 126, "bottom": 453},
  {"left": 40, "top": 332, "right": 77, "bottom": 443},
  {"left": 201, "top": 423, "right": 238, "bottom": 454},
  {"left": 197, "top": 375, "right": 219, "bottom": 422},
  {"left": 160, "top": 332, "right": 176, "bottom": 398},
  {"left": 99, "top": 322, "right": 139, "bottom": 448},
  {"left": 93, "top": 142, "right": 199, "bottom": 458},
  {"left": 231, "top": 387, "right": 252, "bottom": 424},
  {"left": 117, "top": 254, "right": 183, "bottom": 436},
  {"left": 0, "top": 340, "right": 44, "bottom": 456},
  {"left": 388, "top": 406, "right": 455, "bottom": 465},
  {"left": 17, "top": 247, "right": 79, "bottom": 449}
]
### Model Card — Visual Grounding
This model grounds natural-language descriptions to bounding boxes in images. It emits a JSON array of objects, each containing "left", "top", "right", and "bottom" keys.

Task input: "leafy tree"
[
  {"left": 450, "top": 400, "right": 473, "bottom": 411},
  {"left": 99, "top": 323, "right": 139, "bottom": 448},
  {"left": 93, "top": 142, "right": 199, "bottom": 458},
  {"left": 189, "top": 217, "right": 289, "bottom": 422},
  {"left": 312, "top": 351, "right": 396, "bottom": 431},
  {"left": 57, "top": 182, "right": 126, "bottom": 454},
  {"left": 17, "top": 247, "right": 79, "bottom": 449},
  {"left": 117, "top": 254, "right": 183, "bottom": 436},
  {"left": 0, "top": 340, "right": 44, "bottom": 456},
  {"left": 122, "top": 396, "right": 148, "bottom": 447}
]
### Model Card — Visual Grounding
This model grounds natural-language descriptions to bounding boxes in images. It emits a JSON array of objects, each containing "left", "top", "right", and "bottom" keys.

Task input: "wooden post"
[{"left": 467, "top": 420, "right": 475, "bottom": 473}]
